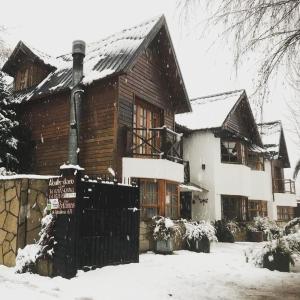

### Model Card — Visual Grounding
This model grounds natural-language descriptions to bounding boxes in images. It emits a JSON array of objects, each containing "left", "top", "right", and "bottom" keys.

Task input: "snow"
[
  {"left": 259, "top": 121, "right": 282, "bottom": 157},
  {"left": 0, "top": 174, "right": 57, "bottom": 180},
  {"left": 0, "top": 242, "right": 299, "bottom": 299},
  {"left": 82, "top": 69, "right": 115, "bottom": 85},
  {"left": 11, "top": 15, "right": 162, "bottom": 103},
  {"left": 175, "top": 90, "right": 245, "bottom": 130},
  {"left": 59, "top": 164, "right": 85, "bottom": 171}
]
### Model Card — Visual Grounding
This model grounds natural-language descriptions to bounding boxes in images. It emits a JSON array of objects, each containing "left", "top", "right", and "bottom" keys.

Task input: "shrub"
[
  {"left": 184, "top": 220, "right": 217, "bottom": 243},
  {"left": 214, "top": 220, "right": 239, "bottom": 243},
  {"left": 152, "top": 216, "right": 181, "bottom": 241},
  {"left": 247, "top": 217, "right": 281, "bottom": 239}
]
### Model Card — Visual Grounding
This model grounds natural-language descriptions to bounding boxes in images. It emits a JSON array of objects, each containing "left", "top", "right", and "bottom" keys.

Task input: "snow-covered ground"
[{"left": 0, "top": 242, "right": 299, "bottom": 300}]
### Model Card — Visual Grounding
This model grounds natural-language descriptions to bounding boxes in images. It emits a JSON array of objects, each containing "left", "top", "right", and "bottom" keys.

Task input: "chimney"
[{"left": 68, "top": 40, "right": 86, "bottom": 166}]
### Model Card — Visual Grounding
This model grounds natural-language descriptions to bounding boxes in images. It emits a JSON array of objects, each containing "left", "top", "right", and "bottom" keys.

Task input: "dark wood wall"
[
  {"left": 14, "top": 61, "right": 50, "bottom": 91},
  {"left": 21, "top": 78, "right": 118, "bottom": 176},
  {"left": 224, "top": 97, "right": 259, "bottom": 144},
  {"left": 116, "top": 44, "right": 177, "bottom": 179}
]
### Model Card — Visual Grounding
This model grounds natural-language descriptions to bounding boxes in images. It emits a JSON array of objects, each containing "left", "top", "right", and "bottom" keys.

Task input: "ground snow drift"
[{"left": 0, "top": 242, "right": 299, "bottom": 300}]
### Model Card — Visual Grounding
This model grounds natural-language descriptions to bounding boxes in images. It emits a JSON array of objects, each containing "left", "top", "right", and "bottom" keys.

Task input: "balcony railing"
[
  {"left": 126, "top": 125, "right": 183, "bottom": 162},
  {"left": 273, "top": 179, "right": 295, "bottom": 194}
]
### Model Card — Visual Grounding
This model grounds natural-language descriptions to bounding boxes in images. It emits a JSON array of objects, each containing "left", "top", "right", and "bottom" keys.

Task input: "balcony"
[
  {"left": 126, "top": 126, "right": 183, "bottom": 162},
  {"left": 273, "top": 179, "right": 295, "bottom": 194},
  {"left": 122, "top": 126, "right": 189, "bottom": 183}
]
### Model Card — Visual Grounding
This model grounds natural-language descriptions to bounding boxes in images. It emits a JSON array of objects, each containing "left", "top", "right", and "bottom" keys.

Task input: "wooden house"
[{"left": 2, "top": 15, "right": 191, "bottom": 234}]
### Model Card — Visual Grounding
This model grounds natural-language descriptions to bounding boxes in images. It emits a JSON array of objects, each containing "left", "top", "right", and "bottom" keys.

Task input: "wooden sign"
[{"left": 48, "top": 175, "right": 77, "bottom": 215}]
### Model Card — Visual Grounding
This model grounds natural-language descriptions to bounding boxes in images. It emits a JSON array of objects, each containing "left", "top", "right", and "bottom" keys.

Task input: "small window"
[
  {"left": 277, "top": 206, "right": 295, "bottom": 221},
  {"left": 19, "top": 68, "right": 29, "bottom": 90},
  {"left": 140, "top": 179, "right": 159, "bottom": 219},
  {"left": 221, "top": 195, "right": 248, "bottom": 221},
  {"left": 247, "top": 152, "right": 264, "bottom": 171},
  {"left": 248, "top": 200, "right": 268, "bottom": 220},
  {"left": 221, "top": 140, "right": 246, "bottom": 164},
  {"left": 165, "top": 183, "right": 179, "bottom": 219},
  {"left": 221, "top": 140, "right": 239, "bottom": 163}
]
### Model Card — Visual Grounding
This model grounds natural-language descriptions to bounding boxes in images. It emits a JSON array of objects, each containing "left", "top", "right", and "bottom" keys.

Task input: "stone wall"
[{"left": 0, "top": 176, "right": 51, "bottom": 267}]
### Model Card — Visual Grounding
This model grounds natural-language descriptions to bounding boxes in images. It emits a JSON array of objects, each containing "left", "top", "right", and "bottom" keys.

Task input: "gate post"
[{"left": 48, "top": 164, "right": 83, "bottom": 278}]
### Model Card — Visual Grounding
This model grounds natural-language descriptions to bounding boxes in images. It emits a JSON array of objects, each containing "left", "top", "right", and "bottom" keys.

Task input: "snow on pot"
[
  {"left": 152, "top": 216, "right": 181, "bottom": 254},
  {"left": 184, "top": 221, "right": 217, "bottom": 253}
]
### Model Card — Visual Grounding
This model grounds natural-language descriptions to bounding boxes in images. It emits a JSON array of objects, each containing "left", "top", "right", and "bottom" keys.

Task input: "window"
[
  {"left": 221, "top": 139, "right": 247, "bottom": 164},
  {"left": 133, "top": 99, "right": 161, "bottom": 156},
  {"left": 221, "top": 195, "right": 248, "bottom": 221},
  {"left": 140, "top": 179, "right": 159, "bottom": 219},
  {"left": 165, "top": 183, "right": 179, "bottom": 219},
  {"left": 18, "top": 68, "right": 29, "bottom": 90},
  {"left": 248, "top": 200, "right": 268, "bottom": 220},
  {"left": 248, "top": 152, "right": 264, "bottom": 171},
  {"left": 277, "top": 206, "right": 295, "bottom": 221}
]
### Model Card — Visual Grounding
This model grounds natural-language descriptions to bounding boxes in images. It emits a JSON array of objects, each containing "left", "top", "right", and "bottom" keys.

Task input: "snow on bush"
[
  {"left": 248, "top": 217, "right": 280, "bottom": 238},
  {"left": 284, "top": 217, "right": 300, "bottom": 235},
  {"left": 184, "top": 220, "right": 217, "bottom": 243},
  {"left": 152, "top": 216, "right": 181, "bottom": 241},
  {"left": 15, "top": 214, "right": 55, "bottom": 273},
  {"left": 245, "top": 231, "right": 300, "bottom": 268}
]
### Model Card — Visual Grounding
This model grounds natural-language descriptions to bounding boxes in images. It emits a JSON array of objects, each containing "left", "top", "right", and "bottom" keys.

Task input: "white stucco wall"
[
  {"left": 122, "top": 157, "right": 184, "bottom": 183},
  {"left": 182, "top": 131, "right": 295, "bottom": 221},
  {"left": 183, "top": 131, "right": 220, "bottom": 220}
]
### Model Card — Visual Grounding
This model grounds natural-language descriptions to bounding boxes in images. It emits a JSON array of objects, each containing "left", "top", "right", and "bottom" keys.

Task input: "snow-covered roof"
[
  {"left": 176, "top": 90, "right": 245, "bottom": 130},
  {"left": 258, "top": 121, "right": 282, "bottom": 157},
  {"left": 4, "top": 14, "right": 190, "bottom": 113}
]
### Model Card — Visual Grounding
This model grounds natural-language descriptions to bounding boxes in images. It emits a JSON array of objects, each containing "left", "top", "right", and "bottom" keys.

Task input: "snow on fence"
[{"left": 0, "top": 175, "right": 53, "bottom": 267}]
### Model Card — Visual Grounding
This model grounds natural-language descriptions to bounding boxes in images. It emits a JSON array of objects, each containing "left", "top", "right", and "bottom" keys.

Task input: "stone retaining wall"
[{"left": 0, "top": 176, "right": 51, "bottom": 267}]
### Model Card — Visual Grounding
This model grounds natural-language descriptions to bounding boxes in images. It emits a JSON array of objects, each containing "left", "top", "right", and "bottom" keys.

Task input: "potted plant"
[
  {"left": 245, "top": 232, "right": 300, "bottom": 272},
  {"left": 152, "top": 216, "right": 181, "bottom": 254},
  {"left": 247, "top": 224, "right": 264, "bottom": 242},
  {"left": 214, "top": 220, "right": 239, "bottom": 243},
  {"left": 247, "top": 217, "right": 280, "bottom": 242},
  {"left": 185, "top": 221, "right": 217, "bottom": 253}
]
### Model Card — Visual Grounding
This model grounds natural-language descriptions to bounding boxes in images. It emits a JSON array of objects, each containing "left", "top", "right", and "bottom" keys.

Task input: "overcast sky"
[{"left": 1, "top": 0, "right": 299, "bottom": 183}]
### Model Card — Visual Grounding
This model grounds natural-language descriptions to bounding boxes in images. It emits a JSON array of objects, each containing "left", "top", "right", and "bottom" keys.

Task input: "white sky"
[{"left": 1, "top": 0, "right": 299, "bottom": 185}]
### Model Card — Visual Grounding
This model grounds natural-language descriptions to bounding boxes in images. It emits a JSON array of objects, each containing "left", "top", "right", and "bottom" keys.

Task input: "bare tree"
[
  {"left": 177, "top": 0, "right": 300, "bottom": 99},
  {"left": 0, "top": 25, "right": 10, "bottom": 65}
]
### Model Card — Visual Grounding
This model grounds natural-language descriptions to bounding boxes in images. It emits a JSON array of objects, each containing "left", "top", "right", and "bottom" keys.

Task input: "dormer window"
[{"left": 221, "top": 140, "right": 246, "bottom": 164}]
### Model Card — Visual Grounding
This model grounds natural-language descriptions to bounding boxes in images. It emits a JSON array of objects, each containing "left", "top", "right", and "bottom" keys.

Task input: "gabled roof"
[
  {"left": 176, "top": 89, "right": 244, "bottom": 130},
  {"left": 258, "top": 120, "right": 290, "bottom": 167},
  {"left": 176, "top": 89, "right": 263, "bottom": 146},
  {"left": 2, "top": 15, "right": 191, "bottom": 112},
  {"left": 2, "top": 41, "right": 59, "bottom": 75}
]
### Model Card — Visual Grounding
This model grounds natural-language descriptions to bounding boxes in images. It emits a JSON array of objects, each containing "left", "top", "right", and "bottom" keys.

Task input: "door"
[{"left": 180, "top": 192, "right": 192, "bottom": 220}]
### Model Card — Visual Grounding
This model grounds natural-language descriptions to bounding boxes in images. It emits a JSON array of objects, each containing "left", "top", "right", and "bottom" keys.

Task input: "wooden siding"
[
  {"left": 21, "top": 78, "right": 118, "bottom": 175},
  {"left": 14, "top": 61, "right": 50, "bottom": 91},
  {"left": 225, "top": 98, "right": 259, "bottom": 144},
  {"left": 117, "top": 43, "right": 177, "bottom": 178}
]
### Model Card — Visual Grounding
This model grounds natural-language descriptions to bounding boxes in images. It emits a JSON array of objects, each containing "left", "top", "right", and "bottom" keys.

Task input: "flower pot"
[
  {"left": 187, "top": 237, "right": 210, "bottom": 253},
  {"left": 155, "top": 238, "right": 173, "bottom": 254},
  {"left": 263, "top": 252, "right": 290, "bottom": 272},
  {"left": 247, "top": 231, "right": 264, "bottom": 242}
]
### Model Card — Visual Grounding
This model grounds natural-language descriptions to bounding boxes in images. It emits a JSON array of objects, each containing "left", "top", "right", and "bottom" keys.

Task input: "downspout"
[{"left": 68, "top": 40, "right": 86, "bottom": 165}]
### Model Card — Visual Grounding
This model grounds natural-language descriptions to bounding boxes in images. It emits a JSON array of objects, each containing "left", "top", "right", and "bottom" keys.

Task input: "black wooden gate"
[
  {"left": 50, "top": 175, "right": 140, "bottom": 278},
  {"left": 75, "top": 179, "right": 140, "bottom": 269}
]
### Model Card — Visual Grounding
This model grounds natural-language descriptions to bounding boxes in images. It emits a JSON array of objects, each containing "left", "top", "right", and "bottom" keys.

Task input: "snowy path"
[{"left": 0, "top": 242, "right": 299, "bottom": 300}]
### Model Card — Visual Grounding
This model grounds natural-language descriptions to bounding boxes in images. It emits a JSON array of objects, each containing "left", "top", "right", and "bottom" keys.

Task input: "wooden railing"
[
  {"left": 273, "top": 179, "right": 295, "bottom": 194},
  {"left": 127, "top": 126, "right": 183, "bottom": 163}
]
